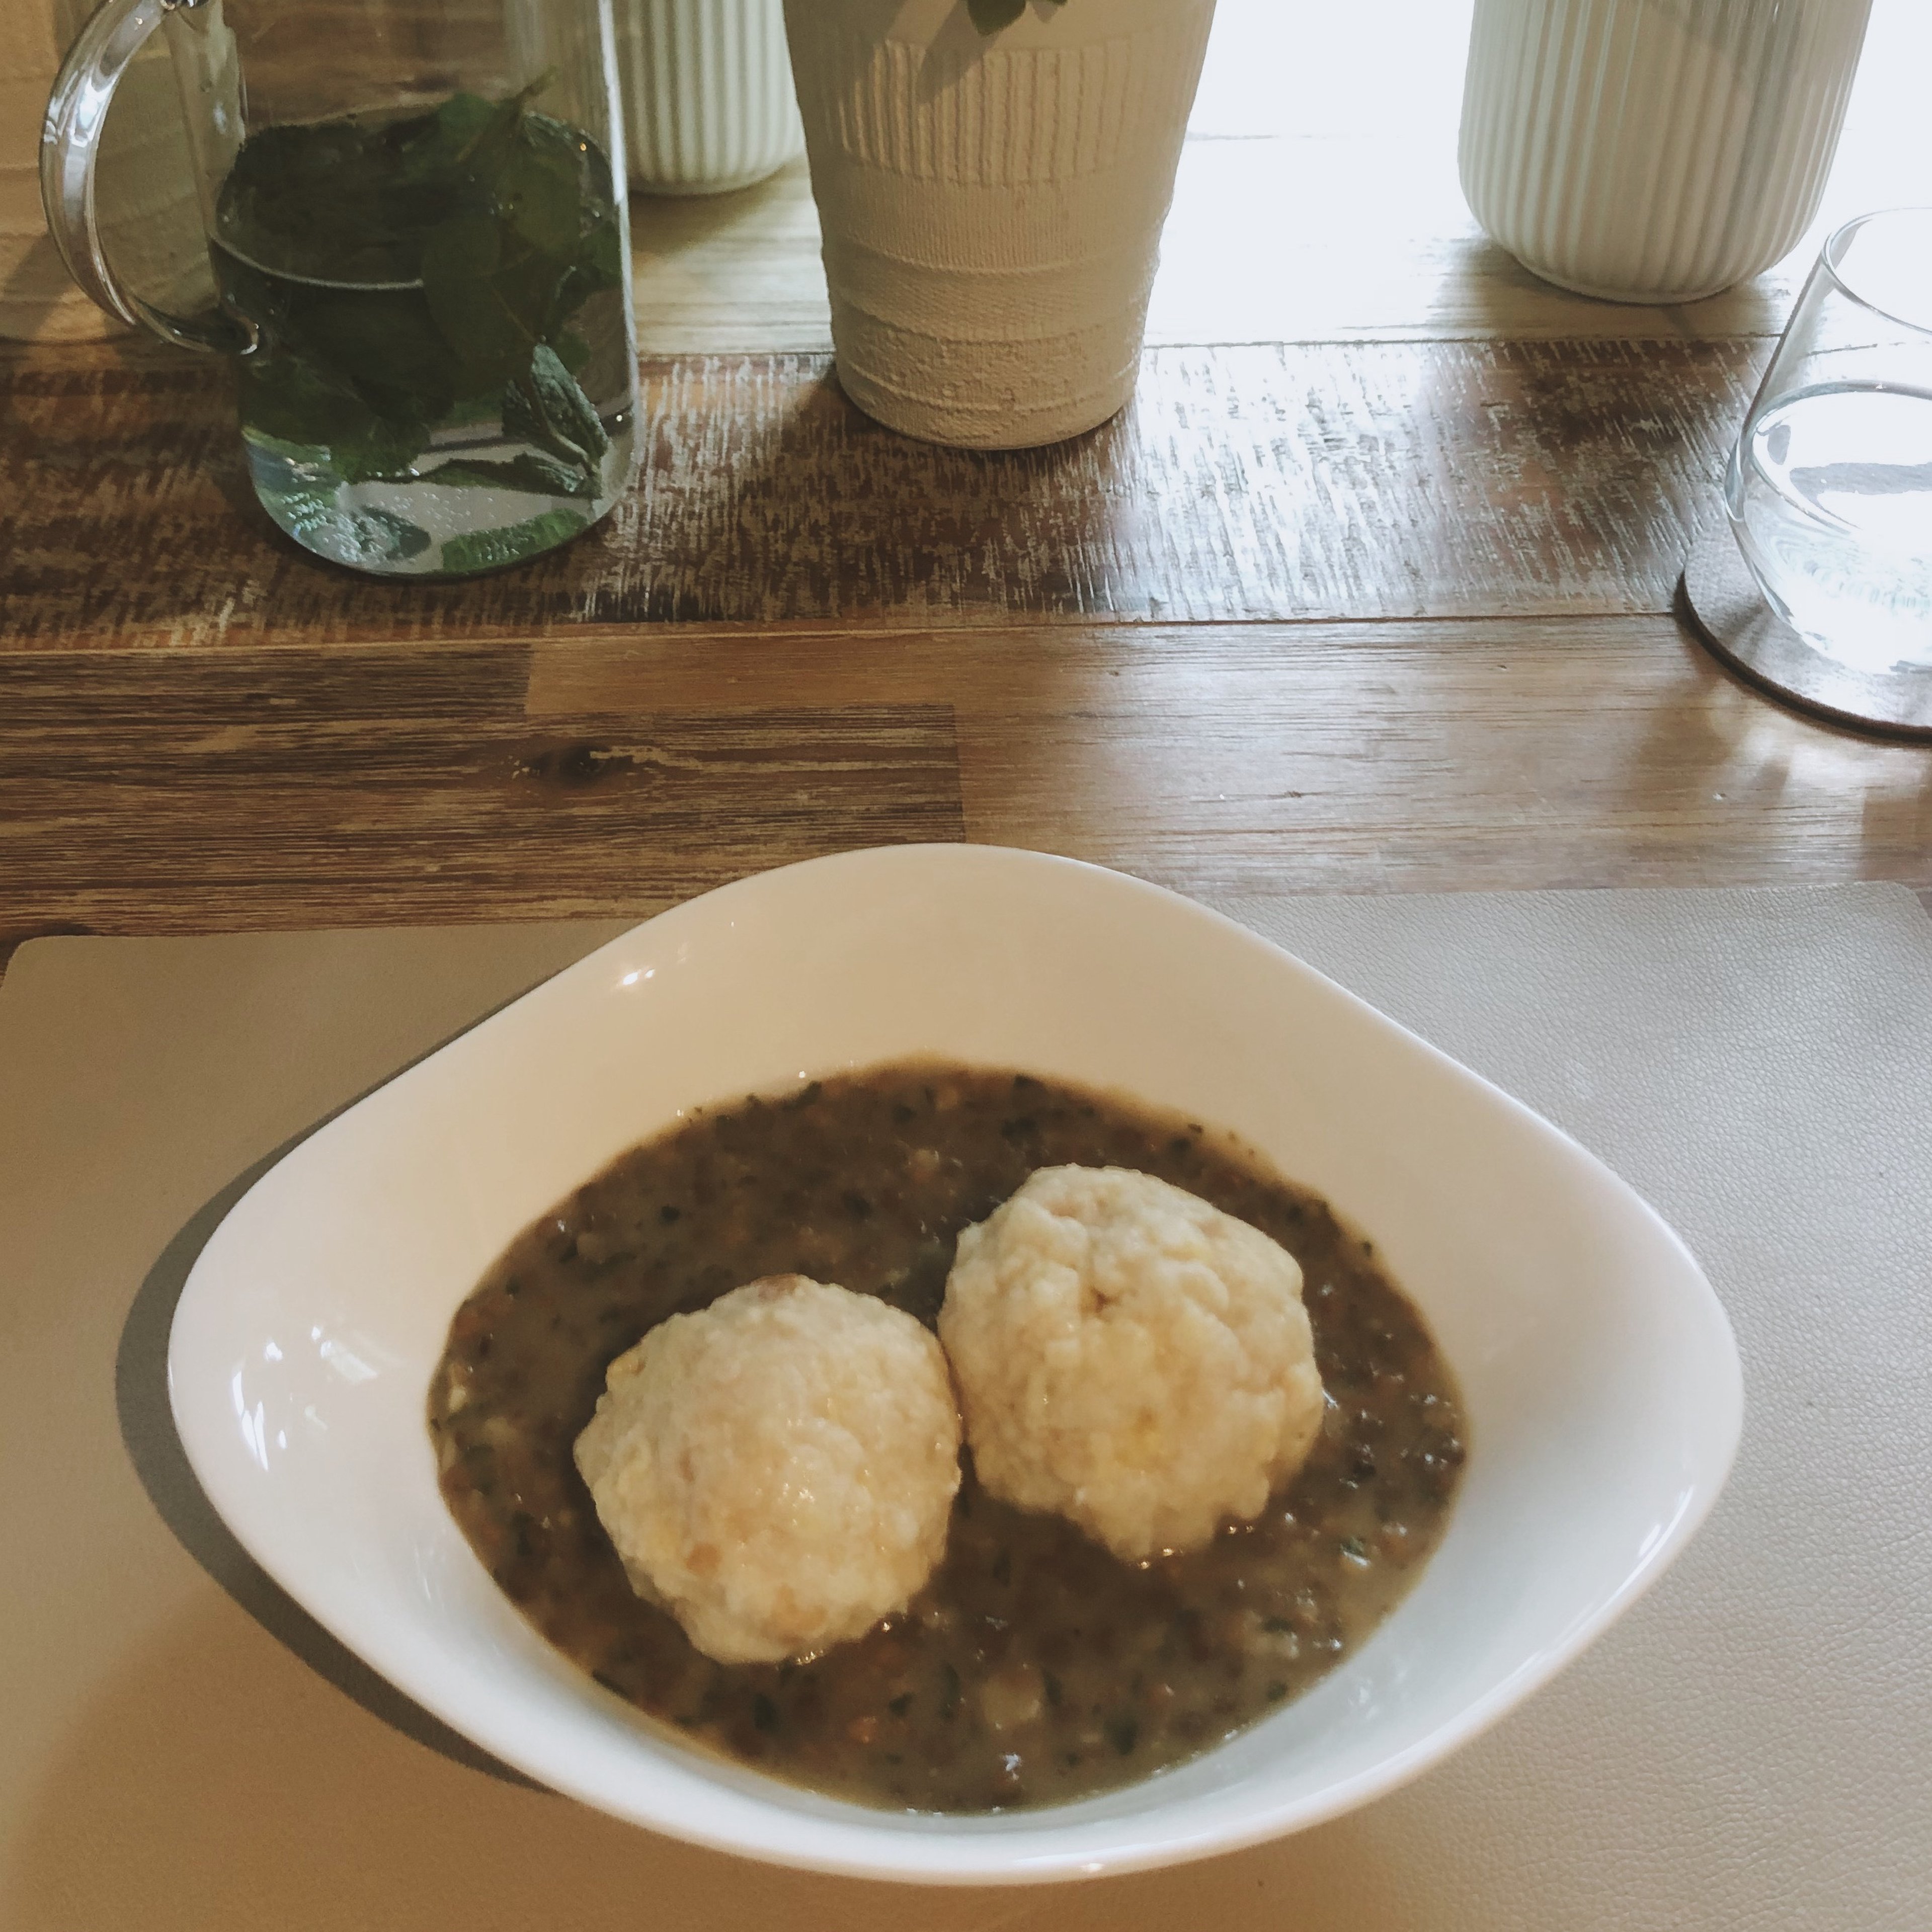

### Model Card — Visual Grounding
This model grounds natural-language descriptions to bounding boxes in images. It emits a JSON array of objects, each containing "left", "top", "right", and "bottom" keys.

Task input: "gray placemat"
[
  {"left": 2, "top": 886, "right": 1927, "bottom": 1931},
  {"left": 1204, "top": 884, "right": 1932, "bottom": 1932}
]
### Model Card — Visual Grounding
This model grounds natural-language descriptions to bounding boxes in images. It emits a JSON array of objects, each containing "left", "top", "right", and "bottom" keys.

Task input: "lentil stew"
[{"left": 428, "top": 1062, "right": 1467, "bottom": 1811}]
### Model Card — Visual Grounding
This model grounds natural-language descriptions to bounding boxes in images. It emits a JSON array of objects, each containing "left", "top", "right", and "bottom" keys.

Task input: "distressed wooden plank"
[
  {"left": 630, "top": 158, "right": 831, "bottom": 357},
  {"left": 624, "top": 0, "right": 1932, "bottom": 355},
  {"left": 0, "top": 337, "right": 1758, "bottom": 648},
  {"left": 5, "top": 614, "right": 1928, "bottom": 954},
  {"left": 0, "top": 649, "right": 963, "bottom": 943},
  {"left": 525, "top": 616, "right": 1932, "bottom": 901}
]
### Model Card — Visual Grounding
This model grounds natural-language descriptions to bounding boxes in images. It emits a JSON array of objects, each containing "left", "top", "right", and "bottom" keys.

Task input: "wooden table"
[{"left": 5, "top": 0, "right": 1931, "bottom": 971}]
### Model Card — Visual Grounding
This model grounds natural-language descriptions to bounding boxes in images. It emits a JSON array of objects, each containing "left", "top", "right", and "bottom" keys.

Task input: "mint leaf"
[
  {"left": 296, "top": 285, "right": 458, "bottom": 421},
  {"left": 439, "top": 506, "right": 588, "bottom": 574},
  {"left": 512, "top": 341, "right": 609, "bottom": 462},
  {"left": 430, "top": 91, "right": 495, "bottom": 155},
  {"left": 362, "top": 508, "right": 434, "bottom": 560},
  {"left": 432, "top": 452, "right": 596, "bottom": 497},
  {"left": 583, "top": 215, "right": 622, "bottom": 288},
  {"left": 449, "top": 76, "right": 539, "bottom": 174},
  {"left": 236, "top": 341, "right": 425, "bottom": 477},
  {"left": 498, "top": 129, "right": 581, "bottom": 256},
  {"left": 329, "top": 414, "right": 425, "bottom": 484},
  {"left": 420, "top": 212, "right": 531, "bottom": 389}
]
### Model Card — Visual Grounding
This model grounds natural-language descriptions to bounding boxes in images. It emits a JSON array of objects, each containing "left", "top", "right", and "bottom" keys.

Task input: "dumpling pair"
[{"left": 574, "top": 1166, "right": 1325, "bottom": 1665}]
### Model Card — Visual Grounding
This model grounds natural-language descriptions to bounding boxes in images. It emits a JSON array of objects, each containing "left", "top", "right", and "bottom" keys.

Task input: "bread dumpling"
[
  {"left": 939, "top": 1166, "right": 1323, "bottom": 1562},
  {"left": 575, "top": 1274, "right": 961, "bottom": 1663}
]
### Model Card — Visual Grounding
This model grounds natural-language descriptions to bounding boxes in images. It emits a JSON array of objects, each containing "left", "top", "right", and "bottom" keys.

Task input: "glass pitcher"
[{"left": 42, "top": 0, "right": 638, "bottom": 578}]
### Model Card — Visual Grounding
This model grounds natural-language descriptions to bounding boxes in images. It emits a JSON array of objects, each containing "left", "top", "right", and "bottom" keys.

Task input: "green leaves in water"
[
  {"left": 268, "top": 485, "right": 433, "bottom": 567},
  {"left": 438, "top": 508, "right": 589, "bottom": 577},
  {"left": 215, "top": 76, "right": 624, "bottom": 504},
  {"left": 417, "top": 107, "right": 609, "bottom": 397},
  {"left": 433, "top": 451, "right": 597, "bottom": 500},
  {"left": 510, "top": 343, "right": 611, "bottom": 468}
]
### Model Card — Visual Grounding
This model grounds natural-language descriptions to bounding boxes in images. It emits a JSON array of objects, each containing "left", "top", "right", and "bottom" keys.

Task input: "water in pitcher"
[
  {"left": 1727, "top": 380, "right": 1932, "bottom": 673},
  {"left": 211, "top": 77, "right": 634, "bottom": 576}
]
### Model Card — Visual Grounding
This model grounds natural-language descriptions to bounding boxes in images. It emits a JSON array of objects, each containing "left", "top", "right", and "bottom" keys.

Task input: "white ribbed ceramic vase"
[
  {"left": 1460, "top": 0, "right": 1873, "bottom": 304},
  {"left": 616, "top": 0, "right": 803, "bottom": 194},
  {"left": 783, "top": 0, "right": 1216, "bottom": 449}
]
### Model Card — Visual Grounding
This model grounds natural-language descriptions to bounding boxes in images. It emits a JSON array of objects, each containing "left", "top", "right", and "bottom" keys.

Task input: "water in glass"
[
  {"left": 215, "top": 81, "right": 634, "bottom": 576},
  {"left": 1728, "top": 379, "right": 1932, "bottom": 672}
]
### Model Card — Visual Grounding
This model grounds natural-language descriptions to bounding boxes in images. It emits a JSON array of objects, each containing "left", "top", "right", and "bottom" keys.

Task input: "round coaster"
[{"left": 1681, "top": 525, "right": 1932, "bottom": 742}]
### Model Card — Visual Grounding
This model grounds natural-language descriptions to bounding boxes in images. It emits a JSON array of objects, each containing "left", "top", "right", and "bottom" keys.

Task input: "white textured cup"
[
  {"left": 783, "top": 0, "right": 1215, "bottom": 449},
  {"left": 615, "top": 0, "right": 803, "bottom": 196},
  {"left": 1459, "top": 0, "right": 1873, "bottom": 304}
]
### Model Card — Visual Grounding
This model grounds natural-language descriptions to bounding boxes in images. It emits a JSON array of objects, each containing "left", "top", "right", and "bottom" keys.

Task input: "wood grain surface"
[
  {"left": 0, "top": 337, "right": 1760, "bottom": 647},
  {"left": 4, "top": 0, "right": 1930, "bottom": 971},
  {"left": 0, "top": 646, "right": 961, "bottom": 948},
  {"left": 4, "top": 611, "right": 1928, "bottom": 967}
]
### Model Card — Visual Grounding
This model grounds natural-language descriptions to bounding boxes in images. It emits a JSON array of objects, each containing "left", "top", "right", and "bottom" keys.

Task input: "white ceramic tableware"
[
  {"left": 1459, "top": 0, "right": 1872, "bottom": 303},
  {"left": 781, "top": 0, "right": 1216, "bottom": 448},
  {"left": 169, "top": 844, "right": 1742, "bottom": 1884},
  {"left": 616, "top": 0, "right": 803, "bottom": 195}
]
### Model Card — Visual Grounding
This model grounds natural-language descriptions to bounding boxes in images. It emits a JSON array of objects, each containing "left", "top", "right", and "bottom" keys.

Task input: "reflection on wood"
[{"left": 626, "top": 148, "right": 1811, "bottom": 358}]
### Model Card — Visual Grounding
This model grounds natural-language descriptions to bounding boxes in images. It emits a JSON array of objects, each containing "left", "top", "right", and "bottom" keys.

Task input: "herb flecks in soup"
[{"left": 429, "top": 1064, "right": 1466, "bottom": 1812}]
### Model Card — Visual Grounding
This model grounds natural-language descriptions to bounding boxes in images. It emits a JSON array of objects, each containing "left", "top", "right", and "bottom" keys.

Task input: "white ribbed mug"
[
  {"left": 1460, "top": 0, "right": 1873, "bottom": 304},
  {"left": 616, "top": 0, "right": 803, "bottom": 195},
  {"left": 783, "top": 0, "right": 1216, "bottom": 449}
]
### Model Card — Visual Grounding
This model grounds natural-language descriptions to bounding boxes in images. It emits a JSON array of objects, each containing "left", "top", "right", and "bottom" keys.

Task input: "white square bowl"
[{"left": 169, "top": 845, "right": 1742, "bottom": 1884}]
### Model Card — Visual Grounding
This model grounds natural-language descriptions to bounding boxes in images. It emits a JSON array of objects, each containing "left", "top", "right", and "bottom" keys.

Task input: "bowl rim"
[{"left": 168, "top": 843, "right": 1744, "bottom": 1884}]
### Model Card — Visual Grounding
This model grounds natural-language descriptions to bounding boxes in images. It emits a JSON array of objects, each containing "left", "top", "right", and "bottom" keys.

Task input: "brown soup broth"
[{"left": 428, "top": 1063, "right": 1467, "bottom": 1812}]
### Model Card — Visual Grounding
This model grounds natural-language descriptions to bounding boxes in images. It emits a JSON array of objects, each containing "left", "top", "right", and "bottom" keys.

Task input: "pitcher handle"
[{"left": 40, "top": 0, "right": 252, "bottom": 353}]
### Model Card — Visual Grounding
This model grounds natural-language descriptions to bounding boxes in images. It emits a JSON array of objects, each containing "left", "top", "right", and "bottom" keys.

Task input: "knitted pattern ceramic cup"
[{"left": 784, "top": 0, "right": 1215, "bottom": 448}]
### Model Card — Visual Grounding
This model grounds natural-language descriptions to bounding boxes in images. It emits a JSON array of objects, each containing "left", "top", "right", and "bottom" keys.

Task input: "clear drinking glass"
[
  {"left": 42, "top": 0, "right": 638, "bottom": 577},
  {"left": 1725, "top": 207, "right": 1932, "bottom": 672}
]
